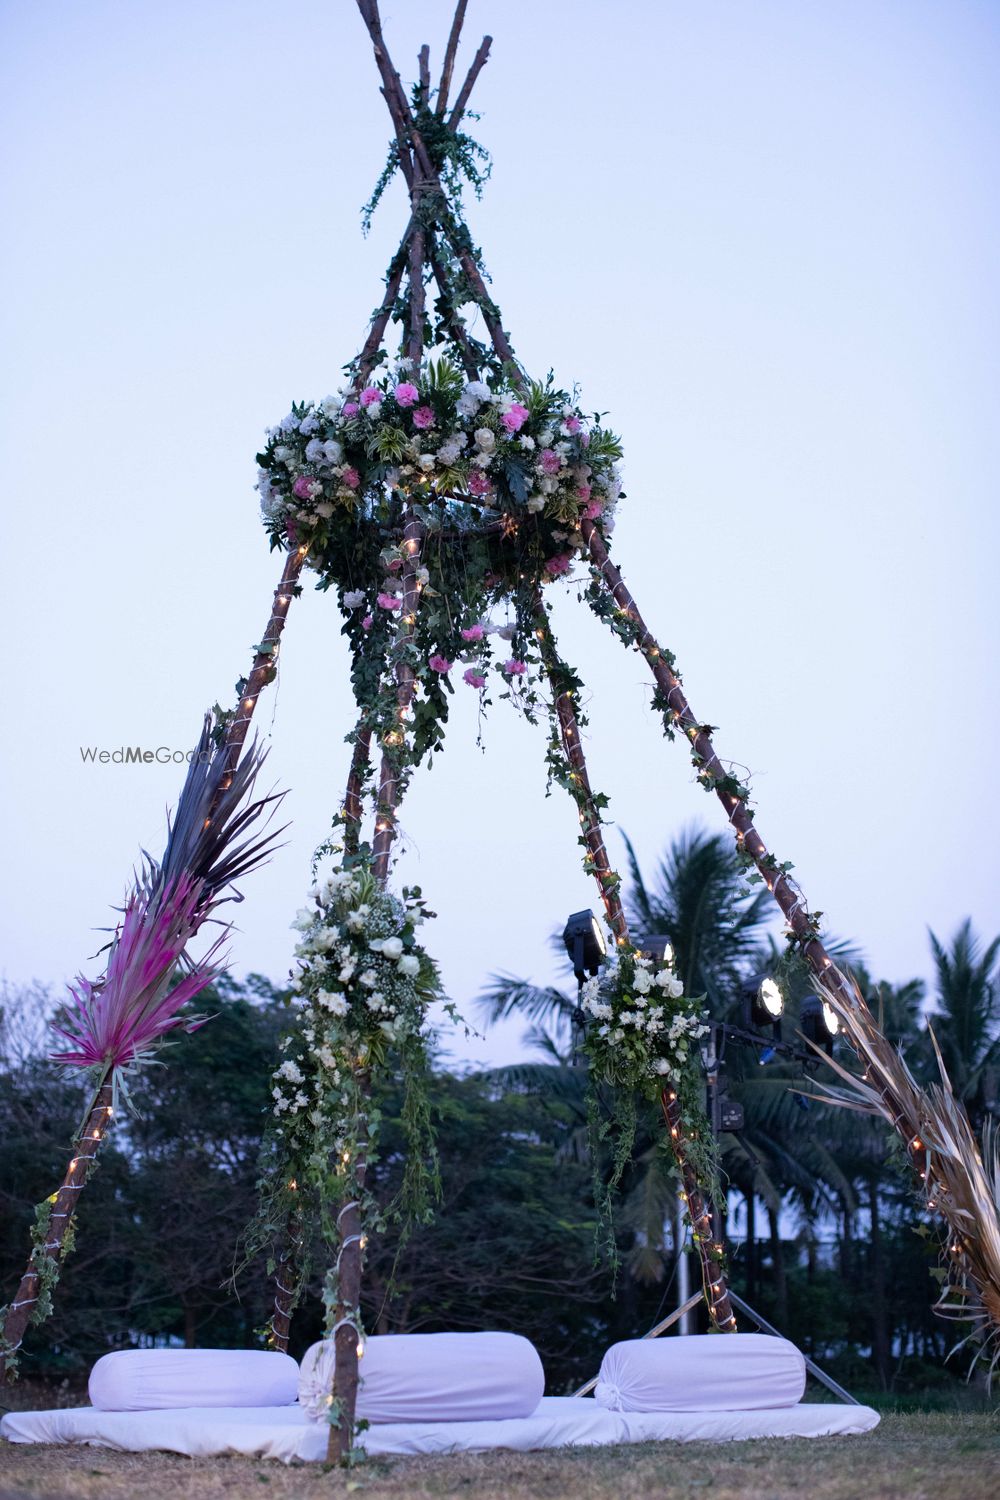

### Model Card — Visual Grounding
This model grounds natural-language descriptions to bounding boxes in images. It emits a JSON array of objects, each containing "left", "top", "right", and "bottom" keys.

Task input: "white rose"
[
  {"left": 380, "top": 936, "right": 404, "bottom": 960},
  {"left": 474, "top": 427, "right": 496, "bottom": 451},
  {"left": 526, "top": 495, "right": 545, "bottom": 513},
  {"left": 343, "top": 589, "right": 365, "bottom": 610},
  {"left": 397, "top": 954, "right": 420, "bottom": 977}
]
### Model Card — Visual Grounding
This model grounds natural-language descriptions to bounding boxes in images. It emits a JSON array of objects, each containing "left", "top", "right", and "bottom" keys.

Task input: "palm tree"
[
  {"left": 926, "top": 919, "right": 1000, "bottom": 1127},
  {"left": 622, "top": 826, "right": 773, "bottom": 1009}
]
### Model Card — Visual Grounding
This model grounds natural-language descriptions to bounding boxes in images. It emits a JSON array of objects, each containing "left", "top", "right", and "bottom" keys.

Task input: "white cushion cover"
[
  {"left": 298, "top": 1331, "right": 545, "bottom": 1424},
  {"left": 88, "top": 1349, "right": 299, "bottom": 1411},
  {"left": 0, "top": 1396, "right": 880, "bottom": 1460},
  {"left": 594, "top": 1332, "right": 806, "bottom": 1411}
]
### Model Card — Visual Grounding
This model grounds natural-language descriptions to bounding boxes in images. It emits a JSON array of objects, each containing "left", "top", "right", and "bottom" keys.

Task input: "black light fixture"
[
  {"left": 800, "top": 995, "right": 839, "bottom": 1055},
  {"left": 637, "top": 934, "right": 674, "bottom": 967},
  {"left": 743, "top": 973, "right": 784, "bottom": 1033},
  {"left": 562, "top": 909, "right": 607, "bottom": 984}
]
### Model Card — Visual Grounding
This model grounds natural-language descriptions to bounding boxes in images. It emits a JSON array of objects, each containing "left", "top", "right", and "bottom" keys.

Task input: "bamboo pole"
[
  {"left": 436, "top": 0, "right": 468, "bottom": 117},
  {"left": 533, "top": 602, "right": 628, "bottom": 947},
  {"left": 355, "top": 0, "right": 518, "bottom": 375},
  {"left": 267, "top": 1196, "right": 304, "bottom": 1355},
  {"left": 2, "top": 1081, "right": 114, "bottom": 1375},
  {"left": 371, "top": 512, "right": 425, "bottom": 884},
  {"left": 579, "top": 518, "right": 853, "bottom": 1009},
  {"left": 222, "top": 547, "right": 307, "bottom": 776},
  {"left": 446, "top": 35, "right": 493, "bottom": 131},
  {"left": 327, "top": 1069, "right": 370, "bottom": 1463},
  {"left": 533, "top": 603, "right": 736, "bottom": 1330},
  {"left": 343, "top": 724, "right": 373, "bottom": 857}
]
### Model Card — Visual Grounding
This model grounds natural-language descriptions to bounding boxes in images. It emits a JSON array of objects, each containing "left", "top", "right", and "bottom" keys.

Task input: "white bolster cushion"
[
  {"left": 89, "top": 1349, "right": 300, "bottom": 1411},
  {"left": 594, "top": 1333, "right": 806, "bottom": 1412},
  {"left": 298, "top": 1331, "right": 546, "bottom": 1424}
]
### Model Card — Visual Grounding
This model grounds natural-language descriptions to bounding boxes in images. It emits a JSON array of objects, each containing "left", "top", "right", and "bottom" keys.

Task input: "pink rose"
[
  {"left": 377, "top": 592, "right": 402, "bottom": 611},
  {"left": 576, "top": 483, "right": 592, "bottom": 504},
  {"left": 394, "top": 382, "right": 419, "bottom": 407},
  {"left": 341, "top": 467, "right": 360, "bottom": 489},
  {"left": 385, "top": 558, "right": 402, "bottom": 573},
  {"left": 362, "top": 614, "right": 373, "bottom": 631},
  {"left": 545, "top": 554, "right": 572, "bottom": 578},
  {"left": 584, "top": 500, "right": 603, "bottom": 520},
  {"left": 428, "top": 653, "right": 452, "bottom": 674},
  {"left": 467, "top": 469, "right": 492, "bottom": 497},
  {"left": 461, "top": 624, "right": 485, "bottom": 642},
  {"left": 564, "top": 415, "right": 581, "bottom": 434},
  {"left": 412, "top": 405, "right": 435, "bottom": 429},
  {"left": 501, "top": 403, "right": 530, "bottom": 434},
  {"left": 463, "top": 668, "right": 486, "bottom": 689},
  {"left": 360, "top": 387, "right": 382, "bottom": 407},
  {"left": 503, "top": 658, "right": 527, "bottom": 677},
  {"left": 341, "top": 401, "right": 359, "bottom": 418},
  {"left": 539, "top": 449, "right": 561, "bottom": 475},
  {"left": 293, "top": 475, "right": 322, "bottom": 500}
]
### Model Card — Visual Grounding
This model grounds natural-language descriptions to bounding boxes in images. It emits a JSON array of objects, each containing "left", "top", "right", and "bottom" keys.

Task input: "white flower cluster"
[
  {"left": 269, "top": 862, "right": 432, "bottom": 1126},
  {"left": 581, "top": 951, "right": 709, "bottom": 1083}
]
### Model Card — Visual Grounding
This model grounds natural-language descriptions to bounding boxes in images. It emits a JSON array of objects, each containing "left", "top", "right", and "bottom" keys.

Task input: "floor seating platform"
[{"left": 1, "top": 1396, "right": 880, "bottom": 1461}]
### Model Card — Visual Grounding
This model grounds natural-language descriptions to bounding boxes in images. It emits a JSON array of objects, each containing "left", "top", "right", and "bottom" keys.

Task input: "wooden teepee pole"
[
  {"left": 2, "top": 1080, "right": 114, "bottom": 1375},
  {"left": 579, "top": 518, "right": 851, "bottom": 1004},
  {"left": 352, "top": 1, "right": 739, "bottom": 1330},
  {"left": 533, "top": 602, "right": 736, "bottom": 1331}
]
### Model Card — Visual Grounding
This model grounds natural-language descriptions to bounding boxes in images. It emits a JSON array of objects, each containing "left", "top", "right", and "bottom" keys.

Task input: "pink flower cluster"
[
  {"left": 428, "top": 653, "right": 452, "bottom": 674},
  {"left": 463, "top": 668, "right": 486, "bottom": 689},
  {"left": 501, "top": 402, "right": 530, "bottom": 434}
]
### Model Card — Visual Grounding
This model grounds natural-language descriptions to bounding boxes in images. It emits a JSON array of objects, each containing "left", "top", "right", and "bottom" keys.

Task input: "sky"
[{"left": 1, "top": 0, "right": 998, "bottom": 1070}]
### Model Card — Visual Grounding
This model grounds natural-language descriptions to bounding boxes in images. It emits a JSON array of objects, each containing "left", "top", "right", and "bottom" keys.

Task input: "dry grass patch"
[{"left": 0, "top": 1414, "right": 998, "bottom": 1500}]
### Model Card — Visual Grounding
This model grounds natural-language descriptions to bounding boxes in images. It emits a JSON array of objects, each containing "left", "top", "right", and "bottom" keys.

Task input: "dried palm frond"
[
  {"left": 806, "top": 965, "right": 1000, "bottom": 1380},
  {"left": 51, "top": 712, "right": 288, "bottom": 1093},
  {"left": 146, "top": 713, "right": 288, "bottom": 919},
  {"left": 50, "top": 874, "right": 225, "bottom": 1097}
]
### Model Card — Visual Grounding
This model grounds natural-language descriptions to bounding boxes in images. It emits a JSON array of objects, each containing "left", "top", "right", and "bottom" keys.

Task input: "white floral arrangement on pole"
[
  {"left": 582, "top": 944, "right": 718, "bottom": 1212},
  {"left": 582, "top": 947, "right": 710, "bottom": 1089},
  {"left": 243, "top": 851, "right": 443, "bottom": 1337}
]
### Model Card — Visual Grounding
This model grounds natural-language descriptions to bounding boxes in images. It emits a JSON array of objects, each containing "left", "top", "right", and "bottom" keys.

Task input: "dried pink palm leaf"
[{"left": 50, "top": 874, "right": 225, "bottom": 1084}]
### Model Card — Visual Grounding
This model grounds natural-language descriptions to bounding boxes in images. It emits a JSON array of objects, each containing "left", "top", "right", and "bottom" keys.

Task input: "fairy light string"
[{"left": 1, "top": 1081, "right": 114, "bottom": 1372}]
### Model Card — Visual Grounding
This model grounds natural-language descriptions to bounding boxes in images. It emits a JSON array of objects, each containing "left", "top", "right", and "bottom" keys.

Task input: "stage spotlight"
[
  {"left": 563, "top": 910, "right": 607, "bottom": 984},
  {"left": 800, "top": 995, "right": 838, "bottom": 1055},
  {"left": 638, "top": 934, "right": 674, "bottom": 966},
  {"left": 743, "top": 973, "right": 784, "bottom": 1032}
]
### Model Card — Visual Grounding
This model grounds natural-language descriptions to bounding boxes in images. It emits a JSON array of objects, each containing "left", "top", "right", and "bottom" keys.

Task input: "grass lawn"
[{"left": 1, "top": 1412, "right": 997, "bottom": 1500}]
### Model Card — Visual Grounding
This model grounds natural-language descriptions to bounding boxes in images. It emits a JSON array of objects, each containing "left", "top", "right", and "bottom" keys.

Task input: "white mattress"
[{"left": 0, "top": 1396, "right": 878, "bottom": 1460}]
